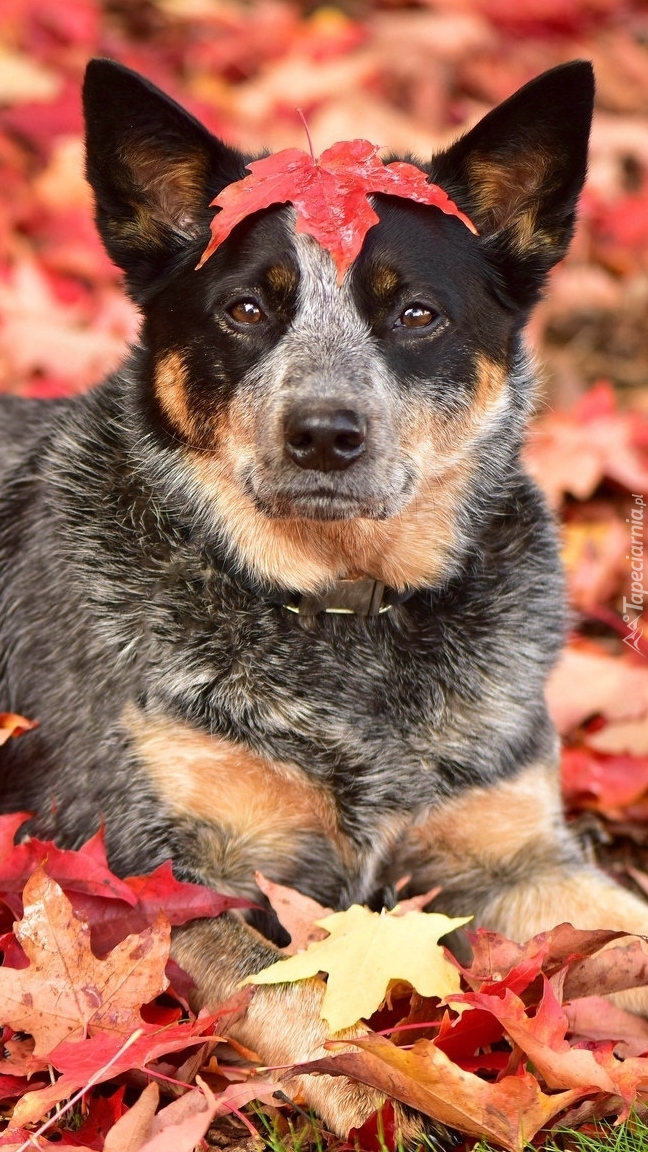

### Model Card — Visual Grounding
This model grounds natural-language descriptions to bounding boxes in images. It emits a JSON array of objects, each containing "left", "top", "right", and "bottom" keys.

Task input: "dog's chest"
[
  {"left": 140, "top": 585, "right": 450, "bottom": 804},
  {"left": 127, "top": 702, "right": 424, "bottom": 910}
]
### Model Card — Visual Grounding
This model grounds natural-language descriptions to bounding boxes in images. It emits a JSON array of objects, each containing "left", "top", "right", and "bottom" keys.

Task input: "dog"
[{"left": 1, "top": 56, "right": 646, "bottom": 1142}]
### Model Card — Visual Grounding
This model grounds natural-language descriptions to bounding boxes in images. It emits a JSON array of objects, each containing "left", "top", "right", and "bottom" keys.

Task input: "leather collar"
[
  {"left": 281, "top": 576, "right": 411, "bottom": 617},
  {"left": 217, "top": 550, "right": 414, "bottom": 617}
]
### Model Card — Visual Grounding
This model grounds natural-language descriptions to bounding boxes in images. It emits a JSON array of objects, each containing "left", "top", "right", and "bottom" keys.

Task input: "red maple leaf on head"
[{"left": 197, "top": 140, "right": 477, "bottom": 282}]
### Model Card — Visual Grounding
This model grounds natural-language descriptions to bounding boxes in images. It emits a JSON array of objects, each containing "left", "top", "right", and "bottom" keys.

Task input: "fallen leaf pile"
[
  {"left": 0, "top": 818, "right": 282, "bottom": 1151},
  {"left": 269, "top": 890, "right": 648, "bottom": 1151},
  {"left": 3, "top": 842, "right": 648, "bottom": 1149},
  {"left": 4, "top": 0, "right": 648, "bottom": 1147}
]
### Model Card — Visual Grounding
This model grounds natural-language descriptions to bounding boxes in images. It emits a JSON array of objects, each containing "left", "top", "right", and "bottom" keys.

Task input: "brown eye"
[
  {"left": 228, "top": 299, "right": 264, "bottom": 325},
  {"left": 397, "top": 304, "right": 437, "bottom": 329}
]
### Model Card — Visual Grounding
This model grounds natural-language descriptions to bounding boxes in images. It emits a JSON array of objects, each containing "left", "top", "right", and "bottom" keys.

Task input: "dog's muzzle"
[{"left": 283, "top": 404, "right": 367, "bottom": 472}]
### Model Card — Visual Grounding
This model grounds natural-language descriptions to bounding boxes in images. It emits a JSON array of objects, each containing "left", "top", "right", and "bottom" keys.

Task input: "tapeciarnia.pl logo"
[{"left": 622, "top": 493, "right": 646, "bottom": 655}]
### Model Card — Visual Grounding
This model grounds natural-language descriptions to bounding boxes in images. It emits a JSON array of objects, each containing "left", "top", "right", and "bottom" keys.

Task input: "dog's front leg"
[
  {"left": 171, "top": 914, "right": 427, "bottom": 1143},
  {"left": 403, "top": 761, "right": 648, "bottom": 1011}
]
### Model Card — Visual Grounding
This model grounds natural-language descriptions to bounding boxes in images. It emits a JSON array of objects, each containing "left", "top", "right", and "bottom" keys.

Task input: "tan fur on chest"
[
  {"left": 127, "top": 707, "right": 338, "bottom": 834},
  {"left": 406, "top": 763, "right": 565, "bottom": 872}
]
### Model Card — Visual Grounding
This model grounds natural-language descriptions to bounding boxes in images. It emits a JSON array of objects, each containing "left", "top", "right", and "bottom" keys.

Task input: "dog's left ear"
[
  {"left": 83, "top": 59, "right": 251, "bottom": 299},
  {"left": 430, "top": 61, "right": 594, "bottom": 306}
]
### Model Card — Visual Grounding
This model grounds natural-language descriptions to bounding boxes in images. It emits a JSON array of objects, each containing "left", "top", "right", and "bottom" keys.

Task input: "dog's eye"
[
  {"left": 227, "top": 299, "right": 265, "bottom": 325},
  {"left": 396, "top": 304, "right": 438, "bottom": 329}
]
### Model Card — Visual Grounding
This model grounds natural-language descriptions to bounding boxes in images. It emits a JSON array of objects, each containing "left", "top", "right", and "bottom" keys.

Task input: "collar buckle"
[{"left": 284, "top": 577, "right": 391, "bottom": 617}]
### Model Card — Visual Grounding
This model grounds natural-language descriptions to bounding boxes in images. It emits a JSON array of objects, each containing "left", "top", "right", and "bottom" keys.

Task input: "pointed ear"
[
  {"left": 83, "top": 59, "right": 250, "bottom": 299},
  {"left": 430, "top": 61, "right": 594, "bottom": 306}
]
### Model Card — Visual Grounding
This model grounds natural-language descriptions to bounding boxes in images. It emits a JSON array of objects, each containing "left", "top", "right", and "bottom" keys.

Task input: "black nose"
[{"left": 284, "top": 406, "right": 367, "bottom": 472}]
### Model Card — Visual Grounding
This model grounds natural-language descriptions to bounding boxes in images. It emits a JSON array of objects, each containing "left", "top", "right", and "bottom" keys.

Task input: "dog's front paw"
[
  {"left": 285, "top": 1070, "right": 449, "bottom": 1149},
  {"left": 233, "top": 979, "right": 453, "bottom": 1146}
]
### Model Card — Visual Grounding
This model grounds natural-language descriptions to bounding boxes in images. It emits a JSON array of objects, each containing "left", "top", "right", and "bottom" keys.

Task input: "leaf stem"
[
  {"left": 296, "top": 108, "right": 316, "bottom": 160},
  {"left": 14, "top": 1029, "right": 144, "bottom": 1152}
]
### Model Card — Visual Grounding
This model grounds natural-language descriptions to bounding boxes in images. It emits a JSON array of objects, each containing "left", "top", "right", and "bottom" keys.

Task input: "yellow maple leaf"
[{"left": 245, "top": 904, "right": 470, "bottom": 1032}]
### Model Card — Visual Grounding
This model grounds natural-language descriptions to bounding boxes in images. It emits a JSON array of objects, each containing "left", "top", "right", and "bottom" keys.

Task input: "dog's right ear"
[
  {"left": 429, "top": 61, "right": 594, "bottom": 309},
  {"left": 83, "top": 59, "right": 250, "bottom": 299}
]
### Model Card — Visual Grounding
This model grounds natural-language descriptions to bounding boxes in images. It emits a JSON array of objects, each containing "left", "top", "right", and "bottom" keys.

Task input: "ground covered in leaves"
[{"left": 3, "top": 0, "right": 648, "bottom": 1149}]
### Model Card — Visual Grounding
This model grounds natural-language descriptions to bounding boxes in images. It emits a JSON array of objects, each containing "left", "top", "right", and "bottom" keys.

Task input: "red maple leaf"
[
  {"left": 198, "top": 140, "right": 477, "bottom": 280},
  {"left": 0, "top": 715, "right": 38, "bottom": 747},
  {"left": 0, "top": 817, "right": 251, "bottom": 952},
  {"left": 71, "top": 860, "right": 252, "bottom": 954},
  {"left": 561, "top": 746, "right": 648, "bottom": 814},
  {"left": 0, "top": 814, "right": 135, "bottom": 903}
]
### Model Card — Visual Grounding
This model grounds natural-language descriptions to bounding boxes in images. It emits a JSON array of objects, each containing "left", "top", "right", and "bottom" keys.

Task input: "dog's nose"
[{"left": 283, "top": 406, "right": 367, "bottom": 472}]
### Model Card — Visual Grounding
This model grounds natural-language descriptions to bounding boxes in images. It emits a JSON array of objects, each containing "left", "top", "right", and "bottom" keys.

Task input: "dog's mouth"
[
  {"left": 244, "top": 471, "right": 417, "bottom": 522},
  {"left": 250, "top": 489, "right": 390, "bottom": 522}
]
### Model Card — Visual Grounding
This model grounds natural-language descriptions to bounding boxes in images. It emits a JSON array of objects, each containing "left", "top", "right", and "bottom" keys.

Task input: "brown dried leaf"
[
  {"left": 0, "top": 867, "right": 169, "bottom": 1055},
  {"left": 0, "top": 713, "right": 38, "bottom": 746},
  {"left": 254, "top": 871, "right": 331, "bottom": 953},
  {"left": 547, "top": 645, "right": 648, "bottom": 737},
  {"left": 296, "top": 1032, "right": 581, "bottom": 1152},
  {"left": 564, "top": 938, "right": 648, "bottom": 1000},
  {"left": 103, "top": 1081, "right": 160, "bottom": 1152},
  {"left": 565, "top": 995, "right": 648, "bottom": 1057}
]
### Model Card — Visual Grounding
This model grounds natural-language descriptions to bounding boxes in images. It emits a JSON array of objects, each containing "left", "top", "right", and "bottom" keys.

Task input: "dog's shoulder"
[{"left": 0, "top": 394, "right": 66, "bottom": 482}]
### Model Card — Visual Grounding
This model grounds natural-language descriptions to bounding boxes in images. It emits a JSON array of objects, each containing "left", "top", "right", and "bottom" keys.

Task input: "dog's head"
[{"left": 83, "top": 59, "right": 593, "bottom": 593}]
